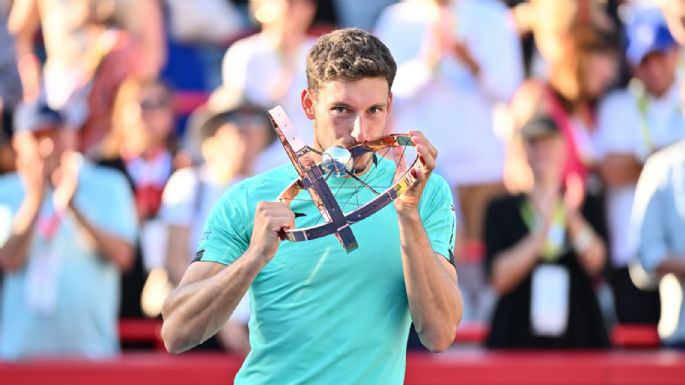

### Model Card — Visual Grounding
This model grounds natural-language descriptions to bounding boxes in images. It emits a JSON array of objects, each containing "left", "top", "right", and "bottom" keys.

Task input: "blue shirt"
[
  {"left": 198, "top": 158, "right": 456, "bottom": 385},
  {"left": 0, "top": 160, "right": 137, "bottom": 360}
]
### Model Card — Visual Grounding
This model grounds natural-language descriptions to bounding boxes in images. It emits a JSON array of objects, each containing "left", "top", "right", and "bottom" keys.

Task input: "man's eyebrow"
[
  {"left": 326, "top": 102, "right": 389, "bottom": 109},
  {"left": 327, "top": 101, "right": 354, "bottom": 108},
  {"left": 369, "top": 103, "right": 388, "bottom": 109}
]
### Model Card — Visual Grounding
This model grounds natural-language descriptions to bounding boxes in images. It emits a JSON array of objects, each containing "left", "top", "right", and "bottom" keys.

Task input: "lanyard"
[
  {"left": 630, "top": 79, "right": 656, "bottom": 153},
  {"left": 520, "top": 199, "right": 566, "bottom": 262},
  {"left": 629, "top": 79, "right": 683, "bottom": 154}
]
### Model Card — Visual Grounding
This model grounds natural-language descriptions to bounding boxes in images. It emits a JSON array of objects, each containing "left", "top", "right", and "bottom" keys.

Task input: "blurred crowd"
[{"left": 2, "top": 0, "right": 685, "bottom": 360}]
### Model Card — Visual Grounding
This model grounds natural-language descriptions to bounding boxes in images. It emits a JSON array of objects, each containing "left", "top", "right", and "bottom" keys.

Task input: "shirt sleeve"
[
  {"left": 632, "top": 154, "right": 671, "bottom": 273},
  {"left": 196, "top": 183, "right": 251, "bottom": 265},
  {"left": 419, "top": 175, "right": 457, "bottom": 261}
]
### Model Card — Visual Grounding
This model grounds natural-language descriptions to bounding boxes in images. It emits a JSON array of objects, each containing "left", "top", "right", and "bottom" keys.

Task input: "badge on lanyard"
[
  {"left": 520, "top": 198, "right": 571, "bottom": 336},
  {"left": 531, "top": 264, "right": 570, "bottom": 336}
]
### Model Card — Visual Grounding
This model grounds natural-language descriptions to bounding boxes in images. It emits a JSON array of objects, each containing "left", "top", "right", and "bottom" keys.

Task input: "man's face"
[
  {"left": 302, "top": 77, "right": 392, "bottom": 150},
  {"left": 13, "top": 127, "right": 75, "bottom": 176},
  {"left": 635, "top": 48, "right": 679, "bottom": 97},
  {"left": 524, "top": 134, "right": 566, "bottom": 184}
]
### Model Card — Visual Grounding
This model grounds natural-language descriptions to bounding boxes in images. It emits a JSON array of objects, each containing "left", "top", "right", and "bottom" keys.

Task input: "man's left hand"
[{"left": 394, "top": 131, "right": 437, "bottom": 216}]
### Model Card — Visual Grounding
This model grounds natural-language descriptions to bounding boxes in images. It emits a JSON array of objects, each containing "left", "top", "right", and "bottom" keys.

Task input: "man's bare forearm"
[
  {"left": 69, "top": 203, "right": 134, "bottom": 272},
  {"left": 161, "top": 250, "right": 266, "bottom": 354},
  {"left": 398, "top": 210, "right": 461, "bottom": 352}
]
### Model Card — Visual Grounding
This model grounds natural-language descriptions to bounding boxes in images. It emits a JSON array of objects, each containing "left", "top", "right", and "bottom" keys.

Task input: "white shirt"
[
  {"left": 595, "top": 81, "right": 685, "bottom": 266},
  {"left": 221, "top": 33, "right": 315, "bottom": 172},
  {"left": 375, "top": 0, "right": 523, "bottom": 185}
]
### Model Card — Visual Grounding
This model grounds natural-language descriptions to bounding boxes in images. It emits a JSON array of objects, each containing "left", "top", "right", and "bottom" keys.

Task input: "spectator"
[
  {"left": 98, "top": 76, "right": 177, "bottom": 318},
  {"left": 485, "top": 114, "right": 610, "bottom": 348},
  {"left": 375, "top": 0, "right": 523, "bottom": 322},
  {"left": 509, "top": 10, "right": 619, "bottom": 194},
  {"left": 221, "top": 0, "right": 317, "bottom": 172},
  {"left": 632, "top": 138, "right": 685, "bottom": 348},
  {"left": 160, "top": 97, "right": 275, "bottom": 354},
  {"left": 595, "top": 7, "right": 684, "bottom": 325},
  {"left": 0, "top": 101, "right": 137, "bottom": 360},
  {"left": 8, "top": 0, "right": 166, "bottom": 155}
]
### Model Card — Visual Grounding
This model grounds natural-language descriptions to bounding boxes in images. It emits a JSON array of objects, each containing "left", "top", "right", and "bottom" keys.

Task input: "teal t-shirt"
[{"left": 198, "top": 157, "right": 456, "bottom": 385}]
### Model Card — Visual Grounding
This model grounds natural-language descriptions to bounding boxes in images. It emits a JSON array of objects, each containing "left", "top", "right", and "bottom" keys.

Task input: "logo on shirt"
[{"left": 201, "top": 230, "right": 212, "bottom": 241}]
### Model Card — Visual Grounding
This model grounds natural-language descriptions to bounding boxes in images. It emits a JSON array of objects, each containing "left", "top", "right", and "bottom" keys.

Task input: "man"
[
  {"left": 162, "top": 28, "right": 462, "bottom": 384},
  {"left": 0, "top": 102, "right": 137, "bottom": 360},
  {"left": 632, "top": 139, "right": 685, "bottom": 348},
  {"left": 594, "top": 7, "right": 685, "bottom": 324}
]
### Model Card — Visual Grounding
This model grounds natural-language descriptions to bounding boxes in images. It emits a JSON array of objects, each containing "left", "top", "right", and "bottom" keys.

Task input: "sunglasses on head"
[{"left": 139, "top": 98, "right": 170, "bottom": 111}]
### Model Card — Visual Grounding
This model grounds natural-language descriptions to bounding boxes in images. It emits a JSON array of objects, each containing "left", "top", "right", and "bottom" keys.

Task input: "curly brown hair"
[{"left": 306, "top": 28, "right": 397, "bottom": 94}]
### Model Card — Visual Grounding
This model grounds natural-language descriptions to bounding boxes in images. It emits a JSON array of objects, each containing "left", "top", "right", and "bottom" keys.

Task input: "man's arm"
[
  {"left": 162, "top": 201, "right": 293, "bottom": 354},
  {"left": 398, "top": 213, "right": 462, "bottom": 352},
  {"left": 656, "top": 257, "right": 685, "bottom": 278},
  {"left": 161, "top": 254, "right": 264, "bottom": 354},
  {"left": 0, "top": 136, "right": 46, "bottom": 271},
  {"left": 0, "top": 194, "right": 42, "bottom": 271},
  {"left": 395, "top": 131, "right": 462, "bottom": 353},
  {"left": 68, "top": 202, "right": 134, "bottom": 272},
  {"left": 598, "top": 153, "right": 643, "bottom": 188}
]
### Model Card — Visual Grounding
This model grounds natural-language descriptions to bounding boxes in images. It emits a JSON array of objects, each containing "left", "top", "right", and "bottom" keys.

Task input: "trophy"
[{"left": 268, "top": 106, "right": 423, "bottom": 252}]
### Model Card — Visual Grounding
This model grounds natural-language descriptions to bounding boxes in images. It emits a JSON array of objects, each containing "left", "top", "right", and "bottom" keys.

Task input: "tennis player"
[{"left": 162, "top": 28, "right": 462, "bottom": 385}]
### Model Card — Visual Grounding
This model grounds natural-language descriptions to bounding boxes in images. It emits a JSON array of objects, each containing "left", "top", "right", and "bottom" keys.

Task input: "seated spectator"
[
  {"left": 595, "top": 7, "right": 684, "bottom": 325},
  {"left": 160, "top": 97, "right": 275, "bottom": 354},
  {"left": 97, "top": 76, "right": 178, "bottom": 318},
  {"left": 484, "top": 114, "right": 610, "bottom": 349},
  {"left": 0, "top": 101, "right": 137, "bottom": 360},
  {"left": 632, "top": 138, "right": 685, "bottom": 348}
]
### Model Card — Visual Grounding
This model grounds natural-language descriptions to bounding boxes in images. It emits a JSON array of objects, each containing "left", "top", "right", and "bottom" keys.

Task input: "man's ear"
[
  {"left": 301, "top": 88, "right": 316, "bottom": 120},
  {"left": 387, "top": 92, "right": 393, "bottom": 115}
]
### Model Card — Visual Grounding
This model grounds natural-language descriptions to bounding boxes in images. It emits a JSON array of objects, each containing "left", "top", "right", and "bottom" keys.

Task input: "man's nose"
[{"left": 350, "top": 115, "right": 368, "bottom": 142}]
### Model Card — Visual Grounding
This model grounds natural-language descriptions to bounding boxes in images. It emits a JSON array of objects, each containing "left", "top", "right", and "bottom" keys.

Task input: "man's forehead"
[{"left": 315, "top": 77, "right": 390, "bottom": 104}]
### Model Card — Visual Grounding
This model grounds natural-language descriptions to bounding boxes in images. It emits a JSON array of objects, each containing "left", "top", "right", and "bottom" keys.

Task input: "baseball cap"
[
  {"left": 13, "top": 101, "right": 65, "bottom": 134},
  {"left": 519, "top": 113, "right": 560, "bottom": 141},
  {"left": 626, "top": 8, "right": 678, "bottom": 66}
]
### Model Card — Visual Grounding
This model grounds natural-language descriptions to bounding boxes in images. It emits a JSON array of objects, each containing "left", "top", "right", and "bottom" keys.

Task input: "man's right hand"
[
  {"left": 247, "top": 201, "right": 294, "bottom": 263},
  {"left": 14, "top": 134, "right": 47, "bottom": 202}
]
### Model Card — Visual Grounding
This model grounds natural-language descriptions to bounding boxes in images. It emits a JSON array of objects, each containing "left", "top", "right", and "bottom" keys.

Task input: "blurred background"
[{"left": 2, "top": 0, "right": 685, "bottom": 384}]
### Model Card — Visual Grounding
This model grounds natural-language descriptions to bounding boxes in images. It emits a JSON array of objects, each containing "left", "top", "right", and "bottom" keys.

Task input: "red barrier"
[
  {"left": 2, "top": 351, "right": 685, "bottom": 385},
  {"left": 117, "top": 319, "right": 661, "bottom": 352}
]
